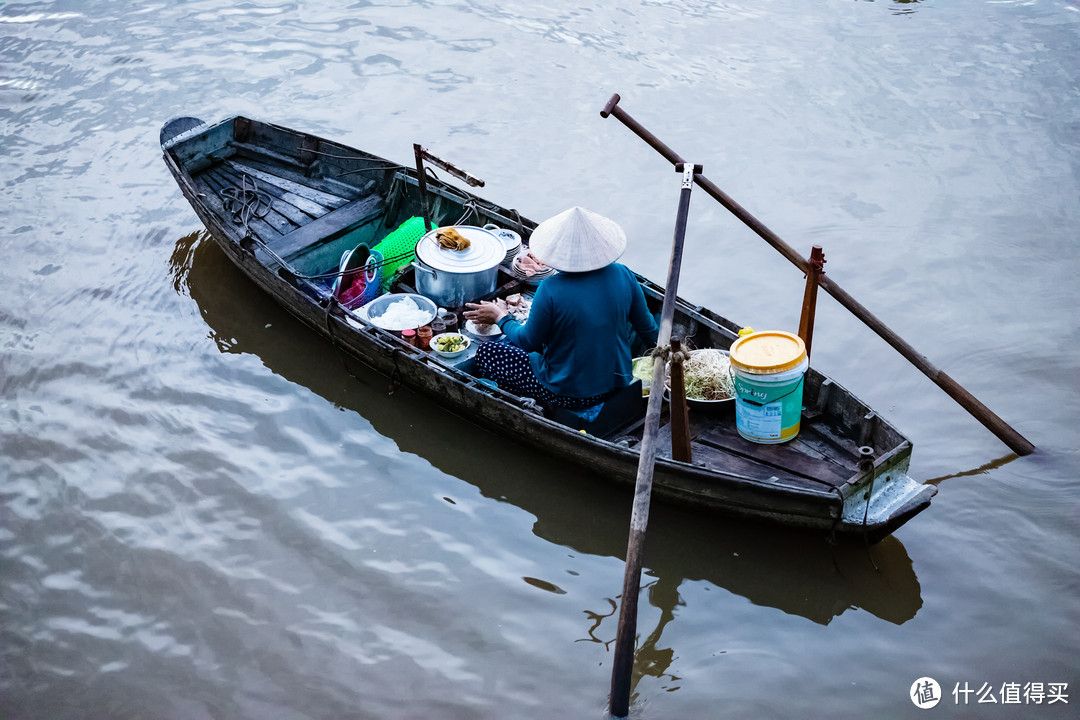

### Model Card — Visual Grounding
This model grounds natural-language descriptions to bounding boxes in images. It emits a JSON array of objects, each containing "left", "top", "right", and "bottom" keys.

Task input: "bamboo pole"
[
  {"left": 600, "top": 93, "right": 1035, "bottom": 457},
  {"left": 609, "top": 162, "right": 701, "bottom": 719}
]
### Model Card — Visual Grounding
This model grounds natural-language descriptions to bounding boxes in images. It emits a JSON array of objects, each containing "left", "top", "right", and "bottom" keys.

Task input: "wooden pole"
[
  {"left": 600, "top": 93, "right": 1035, "bottom": 457},
  {"left": 668, "top": 338, "right": 692, "bottom": 462},
  {"left": 609, "top": 162, "right": 701, "bottom": 719},
  {"left": 798, "top": 246, "right": 825, "bottom": 358},
  {"left": 412, "top": 143, "right": 433, "bottom": 232}
]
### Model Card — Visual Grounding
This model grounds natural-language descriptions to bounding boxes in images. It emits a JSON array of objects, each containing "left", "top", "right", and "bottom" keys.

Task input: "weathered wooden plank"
[
  {"left": 694, "top": 422, "right": 854, "bottom": 488},
  {"left": 652, "top": 423, "right": 834, "bottom": 494},
  {"left": 801, "top": 418, "right": 865, "bottom": 460},
  {"left": 168, "top": 117, "right": 235, "bottom": 173},
  {"left": 225, "top": 153, "right": 357, "bottom": 207},
  {"left": 215, "top": 165, "right": 310, "bottom": 227},
  {"left": 200, "top": 169, "right": 294, "bottom": 238},
  {"left": 227, "top": 140, "right": 309, "bottom": 170},
  {"left": 189, "top": 173, "right": 233, "bottom": 224},
  {"left": 224, "top": 160, "right": 344, "bottom": 215},
  {"left": 269, "top": 193, "right": 385, "bottom": 260},
  {"left": 188, "top": 171, "right": 277, "bottom": 246}
]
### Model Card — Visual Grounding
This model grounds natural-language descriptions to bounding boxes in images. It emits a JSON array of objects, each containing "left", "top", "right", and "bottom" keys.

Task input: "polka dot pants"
[{"left": 474, "top": 342, "right": 605, "bottom": 410}]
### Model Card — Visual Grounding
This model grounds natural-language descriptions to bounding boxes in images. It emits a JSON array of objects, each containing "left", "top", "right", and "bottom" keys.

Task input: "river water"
[{"left": 2, "top": 1, "right": 1078, "bottom": 718}]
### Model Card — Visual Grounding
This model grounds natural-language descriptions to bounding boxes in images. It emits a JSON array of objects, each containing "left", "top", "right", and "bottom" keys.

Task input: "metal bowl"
[
  {"left": 362, "top": 293, "right": 437, "bottom": 331},
  {"left": 663, "top": 348, "right": 736, "bottom": 409}
]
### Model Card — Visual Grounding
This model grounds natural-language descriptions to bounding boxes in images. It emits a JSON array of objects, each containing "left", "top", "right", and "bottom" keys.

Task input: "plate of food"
[
  {"left": 464, "top": 319, "right": 503, "bottom": 342},
  {"left": 511, "top": 251, "right": 555, "bottom": 283},
  {"left": 431, "top": 332, "right": 471, "bottom": 358}
]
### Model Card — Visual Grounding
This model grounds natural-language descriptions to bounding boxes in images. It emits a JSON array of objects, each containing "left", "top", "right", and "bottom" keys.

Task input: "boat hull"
[{"left": 162, "top": 116, "right": 935, "bottom": 542}]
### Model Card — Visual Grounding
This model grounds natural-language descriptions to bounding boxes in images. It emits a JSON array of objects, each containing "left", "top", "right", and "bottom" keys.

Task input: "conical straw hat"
[{"left": 526, "top": 207, "right": 627, "bottom": 272}]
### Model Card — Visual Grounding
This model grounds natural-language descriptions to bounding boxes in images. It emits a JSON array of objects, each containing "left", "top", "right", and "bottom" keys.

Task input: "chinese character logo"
[{"left": 911, "top": 677, "right": 942, "bottom": 709}]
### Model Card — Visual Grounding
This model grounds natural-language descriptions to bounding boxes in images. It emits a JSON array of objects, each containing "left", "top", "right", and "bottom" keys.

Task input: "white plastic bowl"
[
  {"left": 430, "top": 332, "right": 471, "bottom": 358},
  {"left": 464, "top": 319, "right": 503, "bottom": 342}
]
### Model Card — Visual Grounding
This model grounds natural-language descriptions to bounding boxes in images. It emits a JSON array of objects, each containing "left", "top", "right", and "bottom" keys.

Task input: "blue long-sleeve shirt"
[{"left": 496, "top": 263, "right": 659, "bottom": 398}]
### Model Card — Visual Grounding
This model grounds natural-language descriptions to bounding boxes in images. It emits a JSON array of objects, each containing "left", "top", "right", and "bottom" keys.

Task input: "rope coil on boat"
[
  {"left": 216, "top": 174, "right": 412, "bottom": 284},
  {"left": 219, "top": 176, "right": 273, "bottom": 238}
]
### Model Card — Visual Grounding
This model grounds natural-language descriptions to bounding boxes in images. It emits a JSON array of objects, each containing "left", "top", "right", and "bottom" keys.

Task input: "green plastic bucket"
[{"left": 729, "top": 331, "right": 808, "bottom": 444}]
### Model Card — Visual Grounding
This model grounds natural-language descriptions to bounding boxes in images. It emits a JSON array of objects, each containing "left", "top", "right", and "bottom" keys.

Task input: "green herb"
[{"left": 435, "top": 334, "right": 467, "bottom": 352}]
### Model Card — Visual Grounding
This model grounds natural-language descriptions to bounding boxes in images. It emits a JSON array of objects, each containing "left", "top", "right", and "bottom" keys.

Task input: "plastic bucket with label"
[{"left": 729, "top": 331, "right": 808, "bottom": 444}]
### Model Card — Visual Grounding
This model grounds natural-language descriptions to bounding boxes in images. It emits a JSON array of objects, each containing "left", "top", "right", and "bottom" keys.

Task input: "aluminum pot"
[{"left": 412, "top": 225, "right": 504, "bottom": 308}]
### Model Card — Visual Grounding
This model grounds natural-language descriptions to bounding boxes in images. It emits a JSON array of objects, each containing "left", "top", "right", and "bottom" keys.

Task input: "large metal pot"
[{"left": 412, "top": 225, "right": 504, "bottom": 308}]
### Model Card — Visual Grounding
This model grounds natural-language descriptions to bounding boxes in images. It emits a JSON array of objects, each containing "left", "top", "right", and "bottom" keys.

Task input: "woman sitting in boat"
[{"left": 463, "top": 207, "right": 659, "bottom": 410}]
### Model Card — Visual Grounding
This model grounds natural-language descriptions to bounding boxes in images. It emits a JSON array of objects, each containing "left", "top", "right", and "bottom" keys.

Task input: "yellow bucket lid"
[{"left": 729, "top": 331, "right": 807, "bottom": 374}]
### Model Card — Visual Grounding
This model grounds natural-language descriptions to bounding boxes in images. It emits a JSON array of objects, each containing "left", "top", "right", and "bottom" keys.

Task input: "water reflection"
[
  {"left": 174, "top": 233, "right": 923, "bottom": 641},
  {"left": 856, "top": 0, "right": 924, "bottom": 15},
  {"left": 568, "top": 505, "right": 923, "bottom": 699},
  {"left": 924, "top": 452, "right": 1020, "bottom": 486},
  {"left": 888, "top": 0, "right": 923, "bottom": 15}
]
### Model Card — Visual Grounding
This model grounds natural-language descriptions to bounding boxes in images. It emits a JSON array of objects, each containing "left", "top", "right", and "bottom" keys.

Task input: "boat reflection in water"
[{"left": 174, "top": 232, "right": 923, "bottom": 685}]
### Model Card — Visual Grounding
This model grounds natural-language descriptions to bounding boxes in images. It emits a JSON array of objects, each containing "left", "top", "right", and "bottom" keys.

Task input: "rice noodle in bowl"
[
  {"left": 666, "top": 348, "right": 735, "bottom": 403},
  {"left": 367, "top": 295, "right": 436, "bottom": 331}
]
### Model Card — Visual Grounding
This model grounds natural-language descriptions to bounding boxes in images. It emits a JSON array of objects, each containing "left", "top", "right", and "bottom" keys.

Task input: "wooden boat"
[{"left": 160, "top": 115, "right": 936, "bottom": 542}]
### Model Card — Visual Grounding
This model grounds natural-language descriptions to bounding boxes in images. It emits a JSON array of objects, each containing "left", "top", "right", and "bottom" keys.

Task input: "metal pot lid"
[{"left": 415, "top": 225, "right": 504, "bottom": 273}]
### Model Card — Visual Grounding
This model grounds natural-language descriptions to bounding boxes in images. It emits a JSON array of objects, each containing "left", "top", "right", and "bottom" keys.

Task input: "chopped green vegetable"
[
  {"left": 435, "top": 334, "right": 467, "bottom": 352},
  {"left": 632, "top": 356, "right": 653, "bottom": 382}
]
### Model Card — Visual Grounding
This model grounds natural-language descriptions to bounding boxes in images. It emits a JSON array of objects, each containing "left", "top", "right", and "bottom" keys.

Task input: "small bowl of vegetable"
[{"left": 431, "top": 332, "right": 471, "bottom": 359}]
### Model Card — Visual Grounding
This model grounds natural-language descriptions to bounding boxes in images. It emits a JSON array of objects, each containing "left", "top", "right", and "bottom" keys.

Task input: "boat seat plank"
[
  {"left": 693, "top": 422, "right": 854, "bottom": 488},
  {"left": 651, "top": 427, "right": 835, "bottom": 493},
  {"left": 224, "top": 154, "right": 353, "bottom": 208},
  {"left": 223, "top": 160, "right": 346, "bottom": 215},
  {"left": 227, "top": 139, "right": 310, "bottom": 169},
  {"left": 799, "top": 420, "right": 866, "bottom": 460},
  {"left": 213, "top": 165, "right": 314, "bottom": 227},
  {"left": 781, "top": 436, "right": 831, "bottom": 461},
  {"left": 268, "top": 193, "right": 385, "bottom": 261},
  {"left": 642, "top": 419, "right": 840, "bottom": 489}
]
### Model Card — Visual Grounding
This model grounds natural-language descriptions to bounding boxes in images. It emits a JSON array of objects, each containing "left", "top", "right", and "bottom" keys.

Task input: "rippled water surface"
[{"left": 2, "top": 1, "right": 1078, "bottom": 718}]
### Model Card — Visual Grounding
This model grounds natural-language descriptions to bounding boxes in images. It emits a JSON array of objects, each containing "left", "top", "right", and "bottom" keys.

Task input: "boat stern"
[{"left": 839, "top": 448, "right": 937, "bottom": 541}]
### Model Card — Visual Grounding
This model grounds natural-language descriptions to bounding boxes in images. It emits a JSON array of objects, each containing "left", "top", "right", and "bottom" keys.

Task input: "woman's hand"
[{"left": 463, "top": 301, "right": 507, "bottom": 327}]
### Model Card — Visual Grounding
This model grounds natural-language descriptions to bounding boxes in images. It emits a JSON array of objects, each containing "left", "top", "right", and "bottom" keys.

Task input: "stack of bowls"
[{"left": 483, "top": 224, "right": 522, "bottom": 265}]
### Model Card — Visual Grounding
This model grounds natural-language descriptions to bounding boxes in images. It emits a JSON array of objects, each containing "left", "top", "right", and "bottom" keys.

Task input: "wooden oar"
[
  {"left": 610, "top": 162, "right": 702, "bottom": 719},
  {"left": 600, "top": 93, "right": 1035, "bottom": 457}
]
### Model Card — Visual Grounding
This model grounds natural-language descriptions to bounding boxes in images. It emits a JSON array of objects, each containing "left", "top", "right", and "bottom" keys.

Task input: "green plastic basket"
[{"left": 372, "top": 216, "right": 427, "bottom": 290}]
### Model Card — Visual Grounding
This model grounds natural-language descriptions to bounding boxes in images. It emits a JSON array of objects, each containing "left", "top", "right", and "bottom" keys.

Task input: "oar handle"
[
  {"left": 609, "top": 158, "right": 702, "bottom": 720},
  {"left": 601, "top": 93, "right": 1035, "bottom": 456}
]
